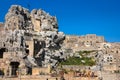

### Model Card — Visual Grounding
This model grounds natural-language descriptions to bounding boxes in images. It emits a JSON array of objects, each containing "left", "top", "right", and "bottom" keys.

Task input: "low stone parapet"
[{"left": 0, "top": 75, "right": 98, "bottom": 80}]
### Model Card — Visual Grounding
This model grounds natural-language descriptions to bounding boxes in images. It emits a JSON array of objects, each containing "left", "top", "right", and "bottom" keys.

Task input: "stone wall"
[
  {"left": 0, "top": 75, "right": 98, "bottom": 80},
  {"left": 64, "top": 34, "right": 105, "bottom": 52}
]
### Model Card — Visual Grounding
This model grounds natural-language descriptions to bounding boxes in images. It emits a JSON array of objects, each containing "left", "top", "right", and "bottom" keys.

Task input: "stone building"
[
  {"left": 64, "top": 34, "right": 120, "bottom": 77},
  {"left": 64, "top": 34, "right": 105, "bottom": 52},
  {"left": 96, "top": 42, "right": 120, "bottom": 72}
]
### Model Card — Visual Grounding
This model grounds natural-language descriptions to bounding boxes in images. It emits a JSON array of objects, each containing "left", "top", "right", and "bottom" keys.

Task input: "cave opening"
[
  {"left": 0, "top": 48, "right": 6, "bottom": 58},
  {"left": 10, "top": 62, "right": 20, "bottom": 76}
]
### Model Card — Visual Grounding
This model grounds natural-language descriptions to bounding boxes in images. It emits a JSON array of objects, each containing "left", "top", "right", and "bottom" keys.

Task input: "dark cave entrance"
[
  {"left": 10, "top": 62, "right": 20, "bottom": 76},
  {"left": 0, "top": 48, "right": 6, "bottom": 58}
]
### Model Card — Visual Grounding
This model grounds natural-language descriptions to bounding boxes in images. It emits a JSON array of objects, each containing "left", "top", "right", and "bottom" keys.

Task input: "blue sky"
[{"left": 0, "top": 0, "right": 120, "bottom": 42}]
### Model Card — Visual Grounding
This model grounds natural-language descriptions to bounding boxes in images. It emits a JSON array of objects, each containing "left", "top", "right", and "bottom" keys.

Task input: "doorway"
[
  {"left": 10, "top": 62, "right": 20, "bottom": 76},
  {"left": 0, "top": 48, "right": 6, "bottom": 58}
]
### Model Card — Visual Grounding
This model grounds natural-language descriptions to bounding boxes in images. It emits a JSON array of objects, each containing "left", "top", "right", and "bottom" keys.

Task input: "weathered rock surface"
[{"left": 0, "top": 5, "right": 65, "bottom": 68}]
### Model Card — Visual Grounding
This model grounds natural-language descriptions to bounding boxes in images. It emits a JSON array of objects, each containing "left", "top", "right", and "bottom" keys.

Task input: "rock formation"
[{"left": 0, "top": 5, "right": 65, "bottom": 69}]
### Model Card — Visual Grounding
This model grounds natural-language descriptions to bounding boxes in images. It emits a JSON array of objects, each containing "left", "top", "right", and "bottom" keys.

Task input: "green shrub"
[{"left": 61, "top": 56, "right": 95, "bottom": 66}]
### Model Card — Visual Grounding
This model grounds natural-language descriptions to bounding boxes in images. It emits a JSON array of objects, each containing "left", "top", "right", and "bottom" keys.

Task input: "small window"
[
  {"left": 116, "top": 50, "right": 118, "bottom": 53},
  {"left": 14, "top": 23, "right": 16, "bottom": 26},
  {"left": 110, "top": 60, "right": 112, "bottom": 62}
]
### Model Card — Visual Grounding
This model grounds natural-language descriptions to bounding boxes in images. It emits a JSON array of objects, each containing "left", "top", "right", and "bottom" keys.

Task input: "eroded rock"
[{"left": 0, "top": 5, "right": 65, "bottom": 68}]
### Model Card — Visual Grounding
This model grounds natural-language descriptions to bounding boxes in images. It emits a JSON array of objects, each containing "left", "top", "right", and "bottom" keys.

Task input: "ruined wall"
[
  {"left": 0, "top": 5, "right": 66, "bottom": 74},
  {"left": 64, "top": 34, "right": 105, "bottom": 52}
]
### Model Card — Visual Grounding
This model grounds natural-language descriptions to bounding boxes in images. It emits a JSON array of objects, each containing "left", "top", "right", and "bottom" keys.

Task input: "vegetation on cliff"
[{"left": 61, "top": 50, "right": 96, "bottom": 66}]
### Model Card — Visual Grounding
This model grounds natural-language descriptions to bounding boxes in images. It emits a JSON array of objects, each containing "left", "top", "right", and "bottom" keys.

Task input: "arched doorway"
[{"left": 10, "top": 62, "right": 20, "bottom": 76}]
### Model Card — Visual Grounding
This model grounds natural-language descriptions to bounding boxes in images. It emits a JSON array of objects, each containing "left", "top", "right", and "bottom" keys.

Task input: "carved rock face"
[
  {"left": 31, "top": 9, "right": 58, "bottom": 32},
  {"left": 2, "top": 5, "right": 65, "bottom": 68}
]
